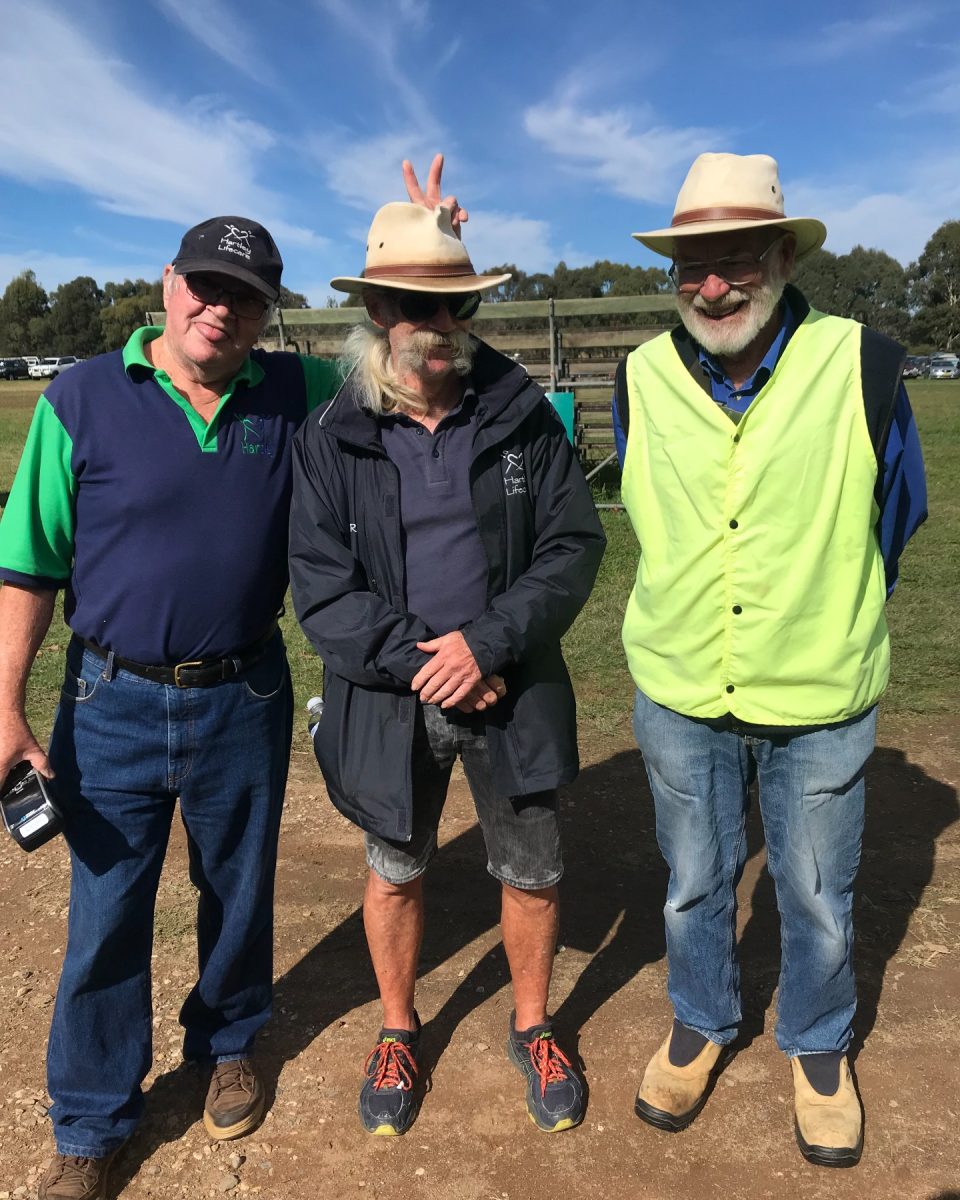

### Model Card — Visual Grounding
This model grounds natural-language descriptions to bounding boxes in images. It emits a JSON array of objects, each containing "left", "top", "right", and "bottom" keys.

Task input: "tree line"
[
  {"left": 2, "top": 219, "right": 958, "bottom": 356},
  {"left": 0, "top": 273, "right": 308, "bottom": 359}
]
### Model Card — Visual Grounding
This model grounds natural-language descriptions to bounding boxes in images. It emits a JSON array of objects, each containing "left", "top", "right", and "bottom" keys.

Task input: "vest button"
[
  {"left": 432, "top": 449, "right": 440, "bottom": 458},
  {"left": 733, "top": 434, "right": 741, "bottom": 443},
  {"left": 729, "top": 519, "right": 739, "bottom": 529},
  {"left": 732, "top": 605, "right": 742, "bottom": 614},
  {"left": 726, "top": 684, "right": 735, "bottom": 693}
]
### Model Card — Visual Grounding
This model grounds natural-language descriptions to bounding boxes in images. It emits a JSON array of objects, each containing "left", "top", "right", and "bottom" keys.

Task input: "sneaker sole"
[
  {"left": 358, "top": 1095, "right": 420, "bottom": 1136},
  {"left": 507, "top": 1037, "right": 584, "bottom": 1133},
  {"left": 526, "top": 1110, "right": 581, "bottom": 1133},
  {"left": 203, "top": 1094, "right": 265, "bottom": 1141},
  {"left": 794, "top": 1122, "right": 863, "bottom": 1168}
]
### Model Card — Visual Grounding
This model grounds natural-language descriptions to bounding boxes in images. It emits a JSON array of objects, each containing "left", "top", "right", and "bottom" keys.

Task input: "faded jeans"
[{"left": 632, "top": 688, "right": 876, "bottom": 1056}]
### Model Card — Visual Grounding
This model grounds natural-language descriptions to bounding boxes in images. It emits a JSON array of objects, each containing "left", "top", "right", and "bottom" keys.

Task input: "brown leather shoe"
[
  {"left": 791, "top": 1056, "right": 863, "bottom": 1167},
  {"left": 203, "top": 1057, "right": 265, "bottom": 1140},
  {"left": 38, "top": 1152, "right": 116, "bottom": 1200},
  {"left": 635, "top": 1031, "right": 727, "bottom": 1131}
]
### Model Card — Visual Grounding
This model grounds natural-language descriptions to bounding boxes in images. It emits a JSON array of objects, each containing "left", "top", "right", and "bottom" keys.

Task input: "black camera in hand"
[{"left": 1, "top": 761, "right": 63, "bottom": 852}]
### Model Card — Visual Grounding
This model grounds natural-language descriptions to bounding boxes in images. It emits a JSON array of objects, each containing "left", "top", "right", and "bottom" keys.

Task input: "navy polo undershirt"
[{"left": 380, "top": 384, "right": 489, "bottom": 637}]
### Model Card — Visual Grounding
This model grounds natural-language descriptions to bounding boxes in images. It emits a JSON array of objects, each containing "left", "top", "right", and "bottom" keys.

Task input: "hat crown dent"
[
  {"left": 364, "top": 202, "right": 471, "bottom": 270},
  {"left": 674, "top": 152, "right": 786, "bottom": 219}
]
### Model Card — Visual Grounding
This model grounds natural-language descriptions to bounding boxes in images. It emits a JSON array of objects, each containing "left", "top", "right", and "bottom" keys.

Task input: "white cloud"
[
  {"left": 787, "top": 153, "right": 960, "bottom": 264},
  {"left": 882, "top": 62, "right": 960, "bottom": 117},
  {"left": 0, "top": 1, "right": 324, "bottom": 244},
  {"left": 309, "top": 131, "right": 441, "bottom": 212},
  {"left": 805, "top": 10, "right": 928, "bottom": 60},
  {"left": 464, "top": 210, "right": 558, "bottom": 274},
  {"left": 313, "top": 0, "right": 438, "bottom": 133},
  {"left": 153, "top": 0, "right": 274, "bottom": 84},
  {"left": 397, "top": 0, "right": 430, "bottom": 29},
  {"left": 524, "top": 99, "right": 723, "bottom": 204}
]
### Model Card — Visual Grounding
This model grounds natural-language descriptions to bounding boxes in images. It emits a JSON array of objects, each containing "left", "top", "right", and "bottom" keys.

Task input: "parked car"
[
  {"left": 902, "top": 356, "right": 925, "bottom": 379},
  {"left": 28, "top": 355, "right": 81, "bottom": 379},
  {"left": 928, "top": 356, "right": 960, "bottom": 380},
  {"left": 0, "top": 357, "right": 30, "bottom": 380}
]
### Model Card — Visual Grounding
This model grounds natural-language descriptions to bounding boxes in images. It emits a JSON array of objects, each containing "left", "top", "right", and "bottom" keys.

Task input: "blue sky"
[{"left": 1, "top": 0, "right": 957, "bottom": 305}]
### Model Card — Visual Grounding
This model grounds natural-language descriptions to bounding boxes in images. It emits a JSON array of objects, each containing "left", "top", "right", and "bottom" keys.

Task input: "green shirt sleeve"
[
  {"left": 297, "top": 354, "right": 344, "bottom": 414},
  {"left": 0, "top": 395, "right": 76, "bottom": 584}
]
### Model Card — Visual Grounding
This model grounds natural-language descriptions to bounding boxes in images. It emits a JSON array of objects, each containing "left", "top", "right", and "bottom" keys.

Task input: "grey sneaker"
[
  {"left": 358, "top": 1018, "right": 422, "bottom": 1136},
  {"left": 203, "top": 1057, "right": 265, "bottom": 1140},
  {"left": 38, "top": 1152, "right": 116, "bottom": 1200},
  {"left": 507, "top": 1013, "right": 585, "bottom": 1132}
]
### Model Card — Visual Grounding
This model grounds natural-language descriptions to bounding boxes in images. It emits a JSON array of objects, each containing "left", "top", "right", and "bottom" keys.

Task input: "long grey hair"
[{"left": 339, "top": 313, "right": 475, "bottom": 417}]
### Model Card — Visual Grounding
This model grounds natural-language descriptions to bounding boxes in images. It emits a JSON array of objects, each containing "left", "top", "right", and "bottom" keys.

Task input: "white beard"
[
  {"left": 396, "top": 329, "right": 475, "bottom": 378},
  {"left": 677, "top": 272, "right": 786, "bottom": 358}
]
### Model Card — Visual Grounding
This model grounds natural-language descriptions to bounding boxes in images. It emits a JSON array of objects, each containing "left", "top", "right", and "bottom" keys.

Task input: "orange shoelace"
[
  {"left": 525, "top": 1033, "right": 573, "bottom": 1096},
  {"left": 364, "top": 1037, "right": 418, "bottom": 1090}
]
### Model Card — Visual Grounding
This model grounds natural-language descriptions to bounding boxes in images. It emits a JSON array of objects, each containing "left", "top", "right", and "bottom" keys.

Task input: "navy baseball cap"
[{"left": 172, "top": 216, "right": 283, "bottom": 301}]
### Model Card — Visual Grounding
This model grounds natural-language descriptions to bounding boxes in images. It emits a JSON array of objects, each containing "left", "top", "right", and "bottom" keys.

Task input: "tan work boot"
[
  {"left": 634, "top": 1031, "right": 727, "bottom": 1131},
  {"left": 38, "top": 1152, "right": 116, "bottom": 1199},
  {"left": 791, "top": 1056, "right": 863, "bottom": 1167},
  {"left": 203, "top": 1057, "right": 265, "bottom": 1140}
]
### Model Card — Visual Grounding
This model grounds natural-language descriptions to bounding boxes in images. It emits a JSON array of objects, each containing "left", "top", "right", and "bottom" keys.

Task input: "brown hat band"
[
  {"left": 363, "top": 262, "right": 478, "bottom": 279},
  {"left": 672, "top": 206, "right": 784, "bottom": 227}
]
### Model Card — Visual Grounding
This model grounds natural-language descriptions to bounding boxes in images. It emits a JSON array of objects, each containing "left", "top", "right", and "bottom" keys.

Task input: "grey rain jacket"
[{"left": 289, "top": 338, "right": 606, "bottom": 842}]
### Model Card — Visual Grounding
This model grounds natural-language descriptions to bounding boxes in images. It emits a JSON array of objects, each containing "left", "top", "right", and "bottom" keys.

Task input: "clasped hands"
[{"left": 411, "top": 631, "right": 506, "bottom": 714}]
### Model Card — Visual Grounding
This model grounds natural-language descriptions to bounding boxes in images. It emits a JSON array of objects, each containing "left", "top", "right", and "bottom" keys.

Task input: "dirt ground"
[{"left": 0, "top": 715, "right": 957, "bottom": 1200}]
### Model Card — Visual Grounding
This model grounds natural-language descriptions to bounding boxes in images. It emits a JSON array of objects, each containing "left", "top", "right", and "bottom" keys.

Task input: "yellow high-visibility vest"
[{"left": 620, "top": 309, "right": 889, "bottom": 725}]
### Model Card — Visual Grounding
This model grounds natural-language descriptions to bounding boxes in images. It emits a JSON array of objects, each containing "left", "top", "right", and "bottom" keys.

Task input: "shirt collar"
[
  {"left": 121, "top": 325, "right": 264, "bottom": 388},
  {"left": 381, "top": 378, "right": 477, "bottom": 426},
  {"left": 698, "top": 300, "right": 796, "bottom": 394}
]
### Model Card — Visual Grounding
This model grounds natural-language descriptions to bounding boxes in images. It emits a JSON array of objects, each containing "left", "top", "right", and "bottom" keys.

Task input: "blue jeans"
[
  {"left": 45, "top": 634, "right": 292, "bottom": 1157},
  {"left": 632, "top": 688, "right": 876, "bottom": 1057}
]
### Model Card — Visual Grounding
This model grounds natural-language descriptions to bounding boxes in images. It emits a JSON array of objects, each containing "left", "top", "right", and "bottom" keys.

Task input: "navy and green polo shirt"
[{"left": 0, "top": 327, "right": 340, "bottom": 663}]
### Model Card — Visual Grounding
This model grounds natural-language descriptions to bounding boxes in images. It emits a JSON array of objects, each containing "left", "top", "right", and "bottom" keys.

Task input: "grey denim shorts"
[{"left": 364, "top": 703, "right": 562, "bottom": 890}]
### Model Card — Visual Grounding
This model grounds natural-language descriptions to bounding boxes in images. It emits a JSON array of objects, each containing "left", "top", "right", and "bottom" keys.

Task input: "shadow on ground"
[{"left": 111, "top": 737, "right": 957, "bottom": 1190}]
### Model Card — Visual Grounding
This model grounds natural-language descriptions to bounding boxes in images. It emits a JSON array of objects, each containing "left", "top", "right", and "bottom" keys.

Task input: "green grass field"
[{"left": 0, "top": 376, "right": 956, "bottom": 743}]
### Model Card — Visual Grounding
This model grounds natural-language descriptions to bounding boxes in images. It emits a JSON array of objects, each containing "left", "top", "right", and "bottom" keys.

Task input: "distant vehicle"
[
  {"left": 28, "top": 355, "right": 81, "bottom": 379},
  {"left": 0, "top": 357, "right": 30, "bottom": 380},
  {"left": 928, "top": 355, "right": 959, "bottom": 380},
  {"left": 22, "top": 355, "right": 40, "bottom": 368},
  {"left": 902, "top": 356, "right": 925, "bottom": 379}
]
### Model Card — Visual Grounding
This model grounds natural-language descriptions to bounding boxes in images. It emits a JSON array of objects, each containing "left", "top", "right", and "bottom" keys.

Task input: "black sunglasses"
[
  {"left": 183, "top": 272, "right": 270, "bottom": 319},
  {"left": 393, "top": 290, "right": 482, "bottom": 323}
]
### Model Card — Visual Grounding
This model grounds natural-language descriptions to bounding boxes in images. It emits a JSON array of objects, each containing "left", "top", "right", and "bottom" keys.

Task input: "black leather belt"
[{"left": 78, "top": 624, "right": 278, "bottom": 688}]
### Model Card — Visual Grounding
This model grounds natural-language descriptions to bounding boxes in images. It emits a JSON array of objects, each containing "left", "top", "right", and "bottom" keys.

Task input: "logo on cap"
[{"left": 218, "top": 224, "right": 255, "bottom": 261}]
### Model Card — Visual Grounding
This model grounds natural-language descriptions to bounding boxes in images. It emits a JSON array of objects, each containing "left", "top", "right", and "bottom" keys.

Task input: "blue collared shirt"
[{"left": 613, "top": 305, "right": 927, "bottom": 594}]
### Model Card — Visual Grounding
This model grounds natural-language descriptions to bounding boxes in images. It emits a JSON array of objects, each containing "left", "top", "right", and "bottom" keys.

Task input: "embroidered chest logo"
[
  {"left": 219, "top": 224, "right": 255, "bottom": 261},
  {"left": 235, "top": 413, "right": 274, "bottom": 456},
  {"left": 502, "top": 450, "right": 527, "bottom": 497}
]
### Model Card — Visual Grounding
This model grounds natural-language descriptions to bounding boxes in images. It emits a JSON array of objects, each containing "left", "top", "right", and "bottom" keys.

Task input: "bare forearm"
[
  {"left": 0, "top": 583, "right": 56, "bottom": 708},
  {"left": 0, "top": 583, "right": 57, "bottom": 778}
]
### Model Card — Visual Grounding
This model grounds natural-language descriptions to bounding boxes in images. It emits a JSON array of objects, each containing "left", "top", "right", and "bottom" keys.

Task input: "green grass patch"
[{"left": 0, "top": 381, "right": 955, "bottom": 745}]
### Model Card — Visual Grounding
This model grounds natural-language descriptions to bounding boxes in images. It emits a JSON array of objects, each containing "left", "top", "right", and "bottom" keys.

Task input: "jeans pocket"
[
  {"left": 60, "top": 651, "right": 103, "bottom": 705},
  {"left": 242, "top": 645, "right": 288, "bottom": 699}
]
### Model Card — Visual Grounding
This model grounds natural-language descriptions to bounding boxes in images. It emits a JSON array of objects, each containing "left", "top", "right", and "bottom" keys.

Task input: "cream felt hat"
[
  {"left": 331, "top": 202, "right": 512, "bottom": 294},
  {"left": 633, "top": 153, "right": 826, "bottom": 260}
]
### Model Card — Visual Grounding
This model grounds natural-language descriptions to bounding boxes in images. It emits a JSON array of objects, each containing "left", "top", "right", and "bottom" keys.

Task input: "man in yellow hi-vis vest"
[{"left": 613, "top": 153, "right": 927, "bottom": 1168}]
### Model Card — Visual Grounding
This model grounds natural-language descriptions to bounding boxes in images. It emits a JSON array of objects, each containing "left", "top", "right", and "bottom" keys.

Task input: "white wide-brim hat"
[
  {"left": 633, "top": 153, "right": 826, "bottom": 261},
  {"left": 331, "top": 202, "right": 512, "bottom": 294}
]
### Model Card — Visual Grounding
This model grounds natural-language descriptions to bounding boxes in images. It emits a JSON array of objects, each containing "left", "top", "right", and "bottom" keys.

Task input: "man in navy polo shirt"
[
  {"left": 289, "top": 190, "right": 605, "bottom": 1137},
  {"left": 0, "top": 159, "right": 455, "bottom": 1198}
]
